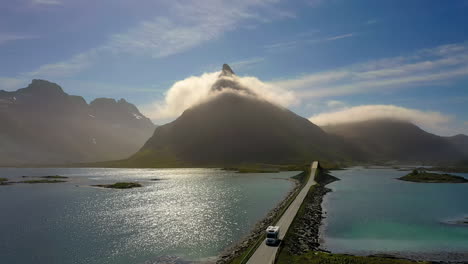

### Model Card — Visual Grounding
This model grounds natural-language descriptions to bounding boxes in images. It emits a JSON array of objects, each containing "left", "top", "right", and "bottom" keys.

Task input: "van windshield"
[{"left": 266, "top": 233, "right": 277, "bottom": 239}]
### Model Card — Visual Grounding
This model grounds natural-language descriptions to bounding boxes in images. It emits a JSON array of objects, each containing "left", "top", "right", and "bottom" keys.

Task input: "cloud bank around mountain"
[
  {"left": 142, "top": 71, "right": 297, "bottom": 121},
  {"left": 309, "top": 104, "right": 464, "bottom": 136}
]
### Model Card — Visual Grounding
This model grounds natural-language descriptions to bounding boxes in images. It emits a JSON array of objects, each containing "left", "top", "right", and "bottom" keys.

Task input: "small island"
[
  {"left": 398, "top": 169, "right": 468, "bottom": 183},
  {"left": 0, "top": 178, "right": 9, "bottom": 185},
  {"left": 21, "top": 179, "right": 67, "bottom": 184},
  {"left": 93, "top": 182, "right": 142, "bottom": 189},
  {"left": 22, "top": 175, "right": 68, "bottom": 179}
]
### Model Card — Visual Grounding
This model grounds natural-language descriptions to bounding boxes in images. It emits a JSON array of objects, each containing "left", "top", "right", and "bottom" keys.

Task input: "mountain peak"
[
  {"left": 20, "top": 79, "right": 65, "bottom": 96},
  {"left": 211, "top": 64, "right": 254, "bottom": 94},
  {"left": 219, "top": 64, "right": 235, "bottom": 77}
]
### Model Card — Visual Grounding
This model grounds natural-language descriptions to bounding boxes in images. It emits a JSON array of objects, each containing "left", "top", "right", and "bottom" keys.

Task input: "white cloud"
[
  {"left": 264, "top": 31, "right": 353, "bottom": 52},
  {"left": 32, "top": 0, "right": 62, "bottom": 5},
  {"left": 0, "top": 33, "right": 38, "bottom": 45},
  {"left": 264, "top": 40, "right": 298, "bottom": 52},
  {"left": 142, "top": 72, "right": 219, "bottom": 120},
  {"left": 309, "top": 104, "right": 460, "bottom": 136},
  {"left": 270, "top": 43, "right": 468, "bottom": 99},
  {"left": 26, "top": 49, "right": 96, "bottom": 78},
  {"left": 228, "top": 57, "right": 265, "bottom": 70},
  {"left": 324, "top": 33, "right": 354, "bottom": 41},
  {"left": 25, "top": 0, "right": 291, "bottom": 78},
  {"left": 326, "top": 100, "right": 345, "bottom": 108},
  {"left": 141, "top": 70, "right": 297, "bottom": 122}
]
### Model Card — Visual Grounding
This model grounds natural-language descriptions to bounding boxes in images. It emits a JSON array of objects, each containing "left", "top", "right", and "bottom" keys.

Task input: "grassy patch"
[
  {"left": 93, "top": 182, "right": 142, "bottom": 189},
  {"left": 399, "top": 170, "right": 468, "bottom": 183},
  {"left": 0, "top": 177, "right": 9, "bottom": 185},
  {"left": 277, "top": 251, "right": 429, "bottom": 264},
  {"left": 21, "top": 179, "right": 66, "bottom": 184}
]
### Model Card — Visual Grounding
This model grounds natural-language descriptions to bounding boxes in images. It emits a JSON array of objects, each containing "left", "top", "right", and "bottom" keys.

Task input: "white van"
[{"left": 265, "top": 226, "right": 280, "bottom": 246}]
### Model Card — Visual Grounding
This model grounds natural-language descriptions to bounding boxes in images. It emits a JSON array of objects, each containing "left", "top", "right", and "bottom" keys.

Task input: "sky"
[{"left": 1, "top": 0, "right": 468, "bottom": 136}]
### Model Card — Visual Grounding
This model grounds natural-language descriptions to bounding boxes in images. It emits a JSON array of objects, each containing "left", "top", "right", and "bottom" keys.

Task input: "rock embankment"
[
  {"left": 281, "top": 185, "right": 332, "bottom": 254},
  {"left": 280, "top": 170, "right": 338, "bottom": 255}
]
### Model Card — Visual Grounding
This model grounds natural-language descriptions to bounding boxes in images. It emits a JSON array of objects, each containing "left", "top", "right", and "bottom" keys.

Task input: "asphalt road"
[{"left": 246, "top": 161, "right": 319, "bottom": 264}]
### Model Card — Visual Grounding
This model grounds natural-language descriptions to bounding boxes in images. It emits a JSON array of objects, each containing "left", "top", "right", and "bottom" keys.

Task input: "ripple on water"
[{"left": 0, "top": 168, "right": 297, "bottom": 264}]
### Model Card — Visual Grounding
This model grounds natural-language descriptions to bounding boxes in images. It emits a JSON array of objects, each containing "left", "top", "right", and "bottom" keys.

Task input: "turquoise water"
[
  {"left": 321, "top": 167, "right": 468, "bottom": 261},
  {"left": 0, "top": 168, "right": 296, "bottom": 264}
]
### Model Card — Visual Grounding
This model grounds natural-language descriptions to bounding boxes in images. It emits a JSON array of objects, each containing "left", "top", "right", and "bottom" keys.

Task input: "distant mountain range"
[
  {"left": 2, "top": 67, "right": 467, "bottom": 168},
  {"left": 322, "top": 119, "right": 467, "bottom": 164},
  {"left": 0, "top": 79, "right": 155, "bottom": 166}
]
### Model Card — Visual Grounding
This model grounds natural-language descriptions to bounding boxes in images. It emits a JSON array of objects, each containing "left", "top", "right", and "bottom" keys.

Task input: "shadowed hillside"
[
  {"left": 445, "top": 134, "right": 468, "bottom": 156},
  {"left": 114, "top": 65, "right": 359, "bottom": 168},
  {"left": 0, "top": 80, "right": 155, "bottom": 166},
  {"left": 322, "top": 119, "right": 466, "bottom": 163}
]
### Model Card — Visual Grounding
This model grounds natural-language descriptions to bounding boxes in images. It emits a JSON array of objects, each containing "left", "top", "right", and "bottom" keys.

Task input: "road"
[{"left": 246, "top": 161, "right": 319, "bottom": 264}]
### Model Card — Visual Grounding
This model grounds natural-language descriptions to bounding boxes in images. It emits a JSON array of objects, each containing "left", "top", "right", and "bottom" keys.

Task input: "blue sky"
[{"left": 1, "top": 0, "right": 468, "bottom": 135}]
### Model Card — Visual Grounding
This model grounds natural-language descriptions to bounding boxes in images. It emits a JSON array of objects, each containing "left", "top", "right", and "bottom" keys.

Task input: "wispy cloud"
[
  {"left": 0, "top": 33, "right": 38, "bottom": 45},
  {"left": 326, "top": 100, "right": 346, "bottom": 108},
  {"left": 309, "top": 104, "right": 462, "bottom": 136},
  {"left": 264, "top": 31, "right": 354, "bottom": 52},
  {"left": 270, "top": 42, "right": 468, "bottom": 98},
  {"left": 324, "top": 33, "right": 354, "bottom": 41},
  {"left": 32, "top": 0, "right": 62, "bottom": 5},
  {"left": 264, "top": 40, "right": 298, "bottom": 52},
  {"left": 26, "top": 49, "right": 96, "bottom": 78},
  {"left": 25, "top": 0, "right": 291, "bottom": 78},
  {"left": 230, "top": 57, "right": 265, "bottom": 70}
]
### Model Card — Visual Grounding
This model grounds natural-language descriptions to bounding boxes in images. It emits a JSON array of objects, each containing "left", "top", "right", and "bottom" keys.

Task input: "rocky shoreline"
[
  {"left": 280, "top": 170, "right": 337, "bottom": 255},
  {"left": 282, "top": 185, "right": 332, "bottom": 254},
  {"left": 216, "top": 171, "right": 307, "bottom": 264}
]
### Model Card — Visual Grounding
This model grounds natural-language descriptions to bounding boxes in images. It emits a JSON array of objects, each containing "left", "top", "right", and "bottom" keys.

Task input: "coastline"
[{"left": 317, "top": 170, "right": 468, "bottom": 264}]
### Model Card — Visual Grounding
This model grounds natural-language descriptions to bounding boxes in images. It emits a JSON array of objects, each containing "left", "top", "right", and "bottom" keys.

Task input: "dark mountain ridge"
[
  {"left": 445, "top": 134, "right": 468, "bottom": 156},
  {"left": 322, "top": 119, "right": 467, "bottom": 163},
  {"left": 0, "top": 79, "right": 155, "bottom": 166}
]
